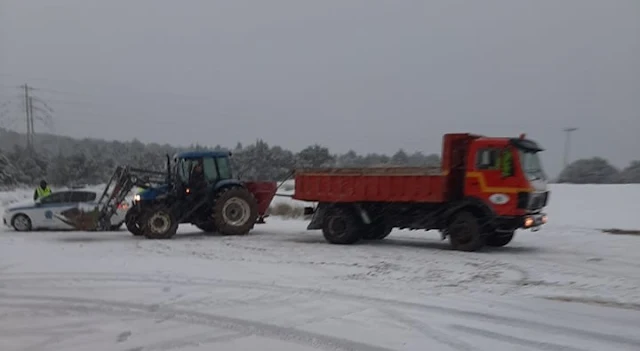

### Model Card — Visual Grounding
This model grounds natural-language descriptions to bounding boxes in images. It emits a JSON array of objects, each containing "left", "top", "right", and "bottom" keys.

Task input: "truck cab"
[{"left": 453, "top": 134, "right": 549, "bottom": 233}]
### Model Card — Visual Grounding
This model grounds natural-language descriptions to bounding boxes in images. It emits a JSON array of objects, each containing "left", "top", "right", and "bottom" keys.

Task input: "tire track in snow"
[
  {"left": 1, "top": 272, "right": 638, "bottom": 349},
  {"left": 380, "top": 308, "right": 474, "bottom": 351},
  {"left": 450, "top": 324, "right": 589, "bottom": 351},
  {"left": 0, "top": 295, "right": 396, "bottom": 351}
]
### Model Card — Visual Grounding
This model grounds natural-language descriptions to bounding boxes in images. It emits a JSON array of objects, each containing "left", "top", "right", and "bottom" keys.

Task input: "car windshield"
[{"left": 518, "top": 150, "right": 546, "bottom": 180}]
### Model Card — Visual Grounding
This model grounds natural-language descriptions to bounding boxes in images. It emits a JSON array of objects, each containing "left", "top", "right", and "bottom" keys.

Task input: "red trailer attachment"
[
  {"left": 244, "top": 181, "right": 278, "bottom": 222},
  {"left": 293, "top": 167, "right": 446, "bottom": 203}
]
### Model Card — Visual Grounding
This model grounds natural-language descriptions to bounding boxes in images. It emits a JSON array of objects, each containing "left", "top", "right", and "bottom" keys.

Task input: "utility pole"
[
  {"left": 562, "top": 127, "right": 578, "bottom": 169},
  {"left": 29, "top": 96, "right": 35, "bottom": 136},
  {"left": 22, "top": 84, "right": 33, "bottom": 150}
]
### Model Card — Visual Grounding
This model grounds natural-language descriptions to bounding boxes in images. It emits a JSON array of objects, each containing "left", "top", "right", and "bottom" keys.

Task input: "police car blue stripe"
[{"left": 6, "top": 202, "right": 82, "bottom": 212}]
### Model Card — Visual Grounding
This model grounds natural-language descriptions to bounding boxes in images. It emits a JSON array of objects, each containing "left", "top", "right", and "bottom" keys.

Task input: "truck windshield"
[{"left": 518, "top": 150, "right": 546, "bottom": 181}]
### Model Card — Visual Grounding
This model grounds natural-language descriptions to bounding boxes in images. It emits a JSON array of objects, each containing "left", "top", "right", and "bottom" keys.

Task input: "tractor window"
[
  {"left": 177, "top": 159, "right": 189, "bottom": 183},
  {"left": 201, "top": 157, "right": 218, "bottom": 182},
  {"left": 216, "top": 157, "right": 232, "bottom": 179},
  {"left": 476, "top": 149, "right": 500, "bottom": 170}
]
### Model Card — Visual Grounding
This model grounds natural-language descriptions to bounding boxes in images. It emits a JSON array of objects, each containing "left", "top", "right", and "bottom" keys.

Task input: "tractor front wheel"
[
  {"left": 143, "top": 206, "right": 178, "bottom": 239},
  {"left": 125, "top": 207, "right": 145, "bottom": 236},
  {"left": 212, "top": 187, "right": 258, "bottom": 236}
]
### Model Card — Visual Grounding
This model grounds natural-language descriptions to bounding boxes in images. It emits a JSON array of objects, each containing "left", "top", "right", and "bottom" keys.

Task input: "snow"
[{"left": 1, "top": 184, "right": 640, "bottom": 350}]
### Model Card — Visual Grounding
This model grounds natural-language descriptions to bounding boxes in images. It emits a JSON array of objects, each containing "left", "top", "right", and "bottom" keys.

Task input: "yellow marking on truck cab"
[{"left": 465, "top": 172, "right": 533, "bottom": 194}]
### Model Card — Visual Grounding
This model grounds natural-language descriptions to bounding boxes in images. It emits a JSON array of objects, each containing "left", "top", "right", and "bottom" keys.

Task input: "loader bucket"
[
  {"left": 55, "top": 207, "right": 101, "bottom": 231},
  {"left": 244, "top": 181, "right": 278, "bottom": 218}
]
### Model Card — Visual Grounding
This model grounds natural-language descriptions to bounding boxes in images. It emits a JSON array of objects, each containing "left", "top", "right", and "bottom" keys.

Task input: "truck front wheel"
[
  {"left": 486, "top": 231, "right": 514, "bottom": 247},
  {"left": 322, "top": 207, "right": 362, "bottom": 245},
  {"left": 447, "top": 211, "right": 485, "bottom": 252}
]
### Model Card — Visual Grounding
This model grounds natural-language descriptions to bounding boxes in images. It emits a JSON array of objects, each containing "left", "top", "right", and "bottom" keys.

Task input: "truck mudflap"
[{"left": 306, "top": 205, "right": 324, "bottom": 230}]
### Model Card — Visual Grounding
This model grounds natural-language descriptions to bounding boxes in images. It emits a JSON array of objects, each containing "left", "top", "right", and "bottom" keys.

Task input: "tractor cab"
[{"left": 172, "top": 151, "right": 233, "bottom": 189}]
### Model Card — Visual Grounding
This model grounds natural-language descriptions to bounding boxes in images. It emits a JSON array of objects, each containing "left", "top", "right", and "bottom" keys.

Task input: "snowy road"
[{"left": 1, "top": 218, "right": 639, "bottom": 351}]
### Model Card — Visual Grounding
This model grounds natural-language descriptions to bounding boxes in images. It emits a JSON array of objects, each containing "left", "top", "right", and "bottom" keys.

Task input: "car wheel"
[{"left": 12, "top": 214, "right": 32, "bottom": 232}]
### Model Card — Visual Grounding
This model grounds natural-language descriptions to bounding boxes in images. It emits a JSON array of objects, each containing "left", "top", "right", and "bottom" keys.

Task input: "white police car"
[{"left": 2, "top": 188, "right": 129, "bottom": 231}]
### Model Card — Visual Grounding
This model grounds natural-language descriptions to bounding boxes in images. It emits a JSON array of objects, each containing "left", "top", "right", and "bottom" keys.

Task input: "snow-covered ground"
[{"left": 1, "top": 184, "right": 639, "bottom": 351}]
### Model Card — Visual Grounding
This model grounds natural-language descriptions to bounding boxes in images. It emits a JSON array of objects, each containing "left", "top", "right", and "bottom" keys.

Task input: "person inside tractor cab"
[{"left": 188, "top": 159, "right": 207, "bottom": 193}]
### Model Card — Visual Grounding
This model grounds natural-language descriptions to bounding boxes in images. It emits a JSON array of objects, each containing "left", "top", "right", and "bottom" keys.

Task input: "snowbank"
[{"left": 546, "top": 184, "right": 640, "bottom": 230}]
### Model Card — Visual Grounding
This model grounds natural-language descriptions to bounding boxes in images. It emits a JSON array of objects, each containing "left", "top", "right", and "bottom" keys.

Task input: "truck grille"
[{"left": 517, "top": 191, "right": 549, "bottom": 210}]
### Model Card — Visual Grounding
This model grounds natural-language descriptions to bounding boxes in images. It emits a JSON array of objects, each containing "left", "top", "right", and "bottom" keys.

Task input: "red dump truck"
[{"left": 292, "top": 133, "right": 549, "bottom": 251}]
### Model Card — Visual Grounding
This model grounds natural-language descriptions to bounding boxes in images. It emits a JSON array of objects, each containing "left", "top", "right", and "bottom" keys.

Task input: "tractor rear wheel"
[
  {"left": 143, "top": 206, "right": 178, "bottom": 239},
  {"left": 212, "top": 187, "right": 258, "bottom": 236},
  {"left": 125, "top": 207, "right": 144, "bottom": 236}
]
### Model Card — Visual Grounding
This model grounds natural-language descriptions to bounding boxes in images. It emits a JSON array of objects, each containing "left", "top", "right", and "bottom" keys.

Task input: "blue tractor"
[{"left": 75, "top": 150, "right": 277, "bottom": 239}]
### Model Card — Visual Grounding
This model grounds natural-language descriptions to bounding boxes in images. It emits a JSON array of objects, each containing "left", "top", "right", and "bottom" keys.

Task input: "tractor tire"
[
  {"left": 322, "top": 207, "right": 362, "bottom": 245},
  {"left": 143, "top": 206, "right": 178, "bottom": 240},
  {"left": 125, "top": 207, "right": 144, "bottom": 236},
  {"left": 196, "top": 222, "right": 217, "bottom": 233},
  {"left": 447, "top": 211, "right": 485, "bottom": 252},
  {"left": 361, "top": 217, "right": 392, "bottom": 240},
  {"left": 212, "top": 187, "right": 258, "bottom": 236},
  {"left": 486, "top": 231, "right": 515, "bottom": 247}
]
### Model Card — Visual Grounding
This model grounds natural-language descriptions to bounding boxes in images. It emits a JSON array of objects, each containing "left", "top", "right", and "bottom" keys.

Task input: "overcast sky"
[{"left": 1, "top": 0, "right": 638, "bottom": 176}]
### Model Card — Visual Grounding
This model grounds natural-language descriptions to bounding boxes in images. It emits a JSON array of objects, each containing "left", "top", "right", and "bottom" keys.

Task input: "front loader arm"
[{"left": 61, "top": 166, "right": 168, "bottom": 231}]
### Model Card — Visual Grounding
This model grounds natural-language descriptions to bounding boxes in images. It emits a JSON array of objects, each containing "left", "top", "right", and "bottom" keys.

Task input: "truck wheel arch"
[
  {"left": 443, "top": 197, "right": 496, "bottom": 232},
  {"left": 307, "top": 202, "right": 370, "bottom": 230}
]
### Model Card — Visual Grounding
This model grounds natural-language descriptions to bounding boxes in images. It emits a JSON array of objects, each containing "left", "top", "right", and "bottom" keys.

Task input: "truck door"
[{"left": 467, "top": 145, "right": 524, "bottom": 214}]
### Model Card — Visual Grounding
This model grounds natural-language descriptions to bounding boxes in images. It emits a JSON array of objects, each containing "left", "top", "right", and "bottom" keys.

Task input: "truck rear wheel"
[
  {"left": 361, "top": 218, "right": 392, "bottom": 240},
  {"left": 447, "top": 211, "right": 485, "bottom": 252},
  {"left": 143, "top": 206, "right": 178, "bottom": 239},
  {"left": 212, "top": 186, "right": 258, "bottom": 236},
  {"left": 486, "top": 231, "right": 514, "bottom": 247},
  {"left": 322, "top": 207, "right": 362, "bottom": 245}
]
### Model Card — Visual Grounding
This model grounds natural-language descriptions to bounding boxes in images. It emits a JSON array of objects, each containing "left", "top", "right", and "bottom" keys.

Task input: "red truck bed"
[{"left": 293, "top": 167, "right": 446, "bottom": 203}]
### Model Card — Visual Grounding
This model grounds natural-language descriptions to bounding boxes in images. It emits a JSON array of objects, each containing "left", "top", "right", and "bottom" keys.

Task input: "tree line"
[{"left": 0, "top": 127, "right": 638, "bottom": 188}]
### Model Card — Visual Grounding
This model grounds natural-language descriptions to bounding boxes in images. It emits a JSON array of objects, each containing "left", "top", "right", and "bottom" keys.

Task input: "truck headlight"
[{"left": 134, "top": 194, "right": 141, "bottom": 202}]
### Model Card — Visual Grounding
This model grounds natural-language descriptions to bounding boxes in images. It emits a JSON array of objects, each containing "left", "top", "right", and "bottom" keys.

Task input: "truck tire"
[
  {"left": 143, "top": 206, "right": 178, "bottom": 239},
  {"left": 212, "top": 187, "right": 258, "bottom": 236},
  {"left": 125, "top": 207, "right": 144, "bottom": 236},
  {"left": 322, "top": 207, "right": 362, "bottom": 245},
  {"left": 486, "top": 231, "right": 515, "bottom": 247},
  {"left": 362, "top": 219, "right": 392, "bottom": 240},
  {"left": 447, "top": 211, "right": 485, "bottom": 252}
]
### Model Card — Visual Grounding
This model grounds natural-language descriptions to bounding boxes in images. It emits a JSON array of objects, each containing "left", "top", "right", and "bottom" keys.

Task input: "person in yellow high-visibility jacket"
[
  {"left": 33, "top": 180, "right": 52, "bottom": 200},
  {"left": 499, "top": 150, "right": 514, "bottom": 177}
]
